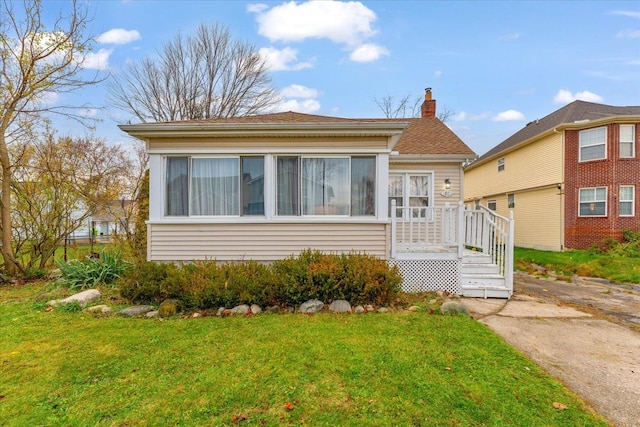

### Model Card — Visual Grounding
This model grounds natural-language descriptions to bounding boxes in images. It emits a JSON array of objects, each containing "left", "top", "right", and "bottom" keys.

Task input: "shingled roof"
[
  {"left": 149, "top": 111, "right": 475, "bottom": 157},
  {"left": 472, "top": 100, "right": 640, "bottom": 166}
]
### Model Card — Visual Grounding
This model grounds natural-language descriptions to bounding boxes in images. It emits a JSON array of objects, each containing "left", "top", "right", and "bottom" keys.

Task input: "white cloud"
[
  {"left": 81, "top": 48, "right": 112, "bottom": 70},
  {"left": 553, "top": 89, "right": 603, "bottom": 104},
  {"left": 453, "top": 111, "right": 491, "bottom": 121},
  {"left": 258, "top": 46, "right": 313, "bottom": 71},
  {"left": 493, "top": 110, "right": 525, "bottom": 122},
  {"left": 96, "top": 28, "right": 141, "bottom": 45},
  {"left": 434, "top": 70, "right": 442, "bottom": 78},
  {"left": 609, "top": 10, "right": 640, "bottom": 19},
  {"left": 349, "top": 43, "right": 389, "bottom": 63},
  {"left": 281, "top": 84, "right": 319, "bottom": 98},
  {"left": 616, "top": 29, "right": 640, "bottom": 38},
  {"left": 247, "top": 3, "right": 268, "bottom": 13},
  {"left": 252, "top": 1, "right": 387, "bottom": 63},
  {"left": 277, "top": 98, "right": 321, "bottom": 114}
]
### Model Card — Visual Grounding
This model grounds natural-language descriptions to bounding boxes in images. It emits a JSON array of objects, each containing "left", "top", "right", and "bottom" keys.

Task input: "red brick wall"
[{"left": 564, "top": 122, "right": 640, "bottom": 249}]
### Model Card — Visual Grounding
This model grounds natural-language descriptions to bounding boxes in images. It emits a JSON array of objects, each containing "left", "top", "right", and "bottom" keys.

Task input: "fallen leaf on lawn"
[
  {"left": 231, "top": 413, "right": 247, "bottom": 423},
  {"left": 553, "top": 402, "right": 568, "bottom": 410},
  {"left": 444, "top": 367, "right": 452, "bottom": 371},
  {"left": 284, "top": 402, "right": 294, "bottom": 411}
]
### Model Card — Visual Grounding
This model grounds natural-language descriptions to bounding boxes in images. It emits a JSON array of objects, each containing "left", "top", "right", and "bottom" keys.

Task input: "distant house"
[
  {"left": 121, "top": 89, "right": 514, "bottom": 298},
  {"left": 464, "top": 101, "right": 640, "bottom": 251}
]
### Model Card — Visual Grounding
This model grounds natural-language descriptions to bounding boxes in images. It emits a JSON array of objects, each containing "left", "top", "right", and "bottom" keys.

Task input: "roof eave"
[
  {"left": 392, "top": 153, "right": 473, "bottom": 163},
  {"left": 118, "top": 121, "right": 410, "bottom": 140}
]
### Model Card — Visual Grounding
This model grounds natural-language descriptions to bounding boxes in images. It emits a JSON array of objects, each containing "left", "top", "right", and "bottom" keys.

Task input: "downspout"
[{"left": 553, "top": 127, "right": 565, "bottom": 251}]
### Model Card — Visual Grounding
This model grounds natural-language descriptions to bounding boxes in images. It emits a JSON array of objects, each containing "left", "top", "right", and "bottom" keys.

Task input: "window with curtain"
[
  {"left": 276, "top": 156, "right": 376, "bottom": 216},
  {"left": 388, "top": 174, "right": 403, "bottom": 218},
  {"left": 579, "top": 187, "right": 607, "bottom": 216},
  {"left": 165, "top": 156, "right": 264, "bottom": 216},
  {"left": 165, "top": 157, "right": 189, "bottom": 216}
]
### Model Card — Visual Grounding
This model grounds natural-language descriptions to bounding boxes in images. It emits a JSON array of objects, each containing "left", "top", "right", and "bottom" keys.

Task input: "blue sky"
[{"left": 42, "top": 0, "right": 640, "bottom": 156}]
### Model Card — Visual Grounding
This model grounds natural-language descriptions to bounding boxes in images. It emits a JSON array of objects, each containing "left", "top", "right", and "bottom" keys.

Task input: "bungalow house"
[
  {"left": 464, "top": 100, "right": 640, "bottom": 251},
  {"left": 120, "top": 89, "right": 514, "bottom": 298}
]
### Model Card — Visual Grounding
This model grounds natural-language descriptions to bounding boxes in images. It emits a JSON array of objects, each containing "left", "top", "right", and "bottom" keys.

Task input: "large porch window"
[
  {"left": 165, "top": 156, "right": 264, "bottom": 216},
  {"left": 276, "top": 156, "right": 376, "bottom": 216}
]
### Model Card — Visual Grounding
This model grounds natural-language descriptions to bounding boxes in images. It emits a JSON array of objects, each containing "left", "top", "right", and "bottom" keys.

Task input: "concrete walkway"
[{"left": 462, "top": 273, "right": 640, "bottom": 427}]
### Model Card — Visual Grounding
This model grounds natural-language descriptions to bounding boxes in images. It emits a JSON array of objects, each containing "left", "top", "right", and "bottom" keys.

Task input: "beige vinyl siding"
[
  {"left": 480, "top": 187, "right": 562, "bottom": 251},
  {"left": 148, "top": 222, "right": 388, "bottom": 262},
  {"left": 465, "top": 133, "right": 563, "bottom": 200},
  {"left": 148, "top": 136, "right": 391, "bottom": 152},
  {"left": 389, "top": 162, "right": 462, "bottom": 206}
]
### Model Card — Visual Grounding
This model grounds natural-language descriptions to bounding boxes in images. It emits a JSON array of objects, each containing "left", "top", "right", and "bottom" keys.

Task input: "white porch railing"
[
  {"left": 390, "top": 200, "right": 464, "bottom": 258},
  {"left": 463, "top": 206, "right": 514, "bottom": 290}
]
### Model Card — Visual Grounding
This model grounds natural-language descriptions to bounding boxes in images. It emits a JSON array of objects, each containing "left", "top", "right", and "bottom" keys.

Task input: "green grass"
[
  {"left": 515, "top": 247, "right": 640, "bottom": 284},
  {"left": 0, "top": 282, "right": 608, "bottom": 426}
]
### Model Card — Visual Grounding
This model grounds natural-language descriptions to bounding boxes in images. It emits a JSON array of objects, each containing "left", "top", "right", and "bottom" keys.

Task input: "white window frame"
[
  {"left": 388, "top": 171, "right": 434, "bottom": 220},
  {"left": 487, "top": 200, "right": 497, "bottom": 211},
  {"left": 578, "top": 186, "right": 607, "bottom": 217},
  {"left": 497, "top": 157, "right": 505, "bottom": 172},
  {"left": 579, "top": 127, "right": 607, "bottom": 162},
  {"left": 619, "top": 185, "right": 635, "bottom": 217},
  {"left": 620, "top": 124, "right": 635, "bottom": 159},
  {"left": 507, "top": 193, "right": 515, "bottom": 209}
]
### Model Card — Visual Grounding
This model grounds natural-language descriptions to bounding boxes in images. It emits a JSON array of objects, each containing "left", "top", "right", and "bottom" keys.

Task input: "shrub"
[
  {"left": 56, "top": 250, "right": 130, "bottom": 290},
  {"left": 116, "top": 251, "right": 402, "bottom": 310}
]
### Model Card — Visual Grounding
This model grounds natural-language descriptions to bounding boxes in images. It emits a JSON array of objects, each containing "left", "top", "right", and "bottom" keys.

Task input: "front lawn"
[
  {"left": 0, "top": 282, "right": 608, "bottom": 426},
  {"left": 515, "top": 247, "right": 640, "bottom": 285}
]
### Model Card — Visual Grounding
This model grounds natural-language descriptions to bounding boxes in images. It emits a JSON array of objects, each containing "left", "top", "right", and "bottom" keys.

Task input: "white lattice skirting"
[{"left": 389, "top": 259, "right": 462, "bottom": 294}]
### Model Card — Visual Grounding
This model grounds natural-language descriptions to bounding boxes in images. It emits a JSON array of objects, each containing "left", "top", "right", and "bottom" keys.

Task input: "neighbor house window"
[
  {"left": 165, "top": 156, "right": 264, "bottom": 216},
  {"left": 497, "top": 157, "right": 505, "bottom": 172},
  {"left": 579, "top": 127, "right": 606, "bottom": 161},
  {"left": 579, "top": 187, "right": 607, "bottom": 217},
  {"left": 507, "top": 193, "right": 515, "bottom": 208},
  {"left": 388, "top": 173, "right": 432, "bottom": 218},
  {"left": 620, "top": 124, "right": 635, "bottom": 158},
  {"left": 619, "top": 185, "right": 635, "bottom": 217},
  {"left": 276, "top": 156, "right": 376, "bottom": 216},
  {"left": 488, "top": 200, "right": 497, "bottom": 211}
]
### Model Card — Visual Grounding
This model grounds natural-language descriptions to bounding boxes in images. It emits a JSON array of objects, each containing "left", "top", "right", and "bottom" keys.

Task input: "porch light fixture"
[{"left": 441, "top": 178, "right": 452, "bottom": 198}]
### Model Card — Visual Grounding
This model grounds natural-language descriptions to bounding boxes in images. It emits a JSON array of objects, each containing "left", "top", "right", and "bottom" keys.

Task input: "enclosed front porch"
[{"left": 389, "top": 201, "right": 514, "bottom": 298}]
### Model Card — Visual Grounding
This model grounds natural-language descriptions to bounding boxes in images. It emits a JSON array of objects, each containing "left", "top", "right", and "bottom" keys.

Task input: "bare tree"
[
  {"left": 109, "top": 23, "right": 280, "bottom": 122},
  {"left": 374, "top": 94, "right": 456, "bottom": 123},
  {"left": 12, "top": 133, "right": 132, "bottom": 271},
  {"left": 0, "top": 0, "right": 101, "bottom": 275}
]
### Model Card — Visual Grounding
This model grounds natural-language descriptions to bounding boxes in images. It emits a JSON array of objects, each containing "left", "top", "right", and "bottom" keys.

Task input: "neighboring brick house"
[{"left": 464, "top": 101, "right": 640, "bottom": 251}]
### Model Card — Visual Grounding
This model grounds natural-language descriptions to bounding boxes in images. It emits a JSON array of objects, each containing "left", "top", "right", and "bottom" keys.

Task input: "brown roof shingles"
[{"left": 157, "top": 111, "right": 475, "bottom": 157}]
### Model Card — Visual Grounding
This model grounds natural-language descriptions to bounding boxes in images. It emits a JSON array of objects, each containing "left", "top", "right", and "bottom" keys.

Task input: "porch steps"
[{"left": 461, "top": 253, "right": 511, "bottom": 298}]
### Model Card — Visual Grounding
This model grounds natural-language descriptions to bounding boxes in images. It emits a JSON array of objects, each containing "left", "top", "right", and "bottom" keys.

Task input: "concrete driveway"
[{"left": 463, "top": 272, "right": 640, "bottom": 427}]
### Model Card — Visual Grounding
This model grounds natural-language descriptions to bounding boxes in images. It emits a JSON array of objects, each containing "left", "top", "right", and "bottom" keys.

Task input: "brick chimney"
[{"left": 421, "top": 87, "right": 436, "bottom": 118}]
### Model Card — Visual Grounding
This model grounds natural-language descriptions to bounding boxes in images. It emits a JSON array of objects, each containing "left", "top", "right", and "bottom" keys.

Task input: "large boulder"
[
  {"left": 440, "top": 301, "right": 468, "bottom": 316},
  {"left": 48, "top": 289, "right": 101, "bottom": 308},
  {"left": 231, "top": 304, "right": 250, "bottom": 315},
  {"left": 299, "top": 299, "right": 324, "bottom": 314}
]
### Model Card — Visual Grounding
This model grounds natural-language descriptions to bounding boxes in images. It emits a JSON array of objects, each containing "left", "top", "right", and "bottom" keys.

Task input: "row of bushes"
[
  {"left": 117, "top": 250, "right": 402, "bottom": 310},
  {"left": 590, "top": 228, "right": 640, "bottom": 258}
]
